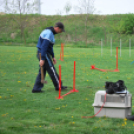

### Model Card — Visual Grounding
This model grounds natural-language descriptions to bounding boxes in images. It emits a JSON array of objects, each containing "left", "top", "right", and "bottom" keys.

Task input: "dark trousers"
[{"left": 33, "top": 51, "right": 61, "bottom": 91}]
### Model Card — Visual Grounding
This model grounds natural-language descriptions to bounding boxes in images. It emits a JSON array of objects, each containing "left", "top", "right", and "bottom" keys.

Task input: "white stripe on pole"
[
  {"left": 129, "top": 39, "right": 131, "bottom": 57},
  {"left": 111, "top": 37, "right": 112, "bottom": 56},
  {"left": 120, "top": 39, "right": 121, "bottom": 57},
  {"left": 101, "top": 39, "right": 103, "bottom": 56}
]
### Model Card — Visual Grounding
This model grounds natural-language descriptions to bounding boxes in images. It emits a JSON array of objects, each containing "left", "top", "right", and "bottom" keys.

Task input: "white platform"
[{"left": 92, "top": 90, "right": 132, "bottom": 119}]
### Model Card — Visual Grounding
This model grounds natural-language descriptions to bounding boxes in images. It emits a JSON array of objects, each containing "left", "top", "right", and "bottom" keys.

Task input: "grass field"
[{"left": 0, "top": 45, "right": 134, "bottom": 134}]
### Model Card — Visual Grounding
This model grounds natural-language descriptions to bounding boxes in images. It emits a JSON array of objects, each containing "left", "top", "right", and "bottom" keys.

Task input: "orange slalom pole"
[
  {"left": 73, "top": 61, "right": 76, "bottom": 90},
  {"left": 59, "top": 65, "right": 61, "bottom": 98},
  {"left": 60, "top": 61, "right": 79, "bottom": 98},
  {"left": 114, "top": 47, "right": 119, "bottom": 72},
  {"left": 56, "top": 65, "right": 63, "bottom": 99},
  {"left": 59, "top": 43, "right": 64, "bottom": 61},
  {"left": 70, "top": 61, "right": 79, "bottom": 92}
]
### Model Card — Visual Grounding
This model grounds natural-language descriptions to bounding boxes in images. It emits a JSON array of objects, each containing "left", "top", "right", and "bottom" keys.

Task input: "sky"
[{"left": 40, "top": 0, "right": 134, "bottom": 15}]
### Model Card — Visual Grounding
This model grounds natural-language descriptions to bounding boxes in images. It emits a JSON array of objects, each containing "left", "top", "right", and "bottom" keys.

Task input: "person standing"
[{"left": 32, "top": 22, "right": 67, "bottom": 93}]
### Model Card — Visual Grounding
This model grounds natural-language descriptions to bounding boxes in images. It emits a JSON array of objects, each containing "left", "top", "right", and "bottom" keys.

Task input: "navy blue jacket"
[{"left": 37, "top": 27, "right": 56, "bottom": 60}]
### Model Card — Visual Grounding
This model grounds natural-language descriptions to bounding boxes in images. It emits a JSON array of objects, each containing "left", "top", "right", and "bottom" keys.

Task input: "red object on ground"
[
  {"left": 59, "top": 61, "right": 79, "bottom": 99},
  {"left": 56, "top": 65, "right": 63, "bottom": 99},
  {"left": 91, "top": 66, "right": 109, "bottom": 72},
  {"left": 61, "top": 90, "right": 73, "bottom": 97},
  {"left": 59, "top": 43, "right": 64, "bottom": 61},
  {"left": 91, "top": 65, "right": 95, "bottom": 69},
  {"left": 91, "top": 47, "right": 119, "bottom": 72}
]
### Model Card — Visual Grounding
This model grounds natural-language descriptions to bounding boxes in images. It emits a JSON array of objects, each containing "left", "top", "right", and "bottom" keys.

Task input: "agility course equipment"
[
  {"left": 92, "top": 91, "right": 132, "bottom": 119},
  {"left": 91, "top": 47, "right": 119, "bottom": 72},
  {"left": 56, "top": 65, "right": 63, "bottom": 99},
  {"left": 59, "top": 43, "right": 64, "bottom": 61},
  {"left": 83, "top": 90, "right": 131, "bottom": 119},
  {"left": 56, "top": 61, "right": 79, "bottom": 99}
]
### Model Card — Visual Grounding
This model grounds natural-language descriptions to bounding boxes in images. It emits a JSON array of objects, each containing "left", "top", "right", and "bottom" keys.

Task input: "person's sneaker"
[
  {"left": 61, "top": 86, "right": 67, "bottom": 90},
  {"left": 32, "top": 90, "right": 44, "bottom": 93},
  {"left": 55, "top": 86, "right": 67, "bottom": 91}
]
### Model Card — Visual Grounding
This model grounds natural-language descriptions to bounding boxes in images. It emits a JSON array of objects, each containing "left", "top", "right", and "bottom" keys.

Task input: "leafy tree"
[
  {"left": 123, "top": 14, "right": 134, "bottom": 34},
  {"left": 113, "top": 14, "right": 134, "bottom": 34}
]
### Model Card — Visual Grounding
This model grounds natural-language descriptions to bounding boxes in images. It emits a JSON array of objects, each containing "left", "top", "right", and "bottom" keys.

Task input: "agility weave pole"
[
  {"left": 70, "top": 61, "right": 79, "bottom": 93},
  {"left": 56, "top": 61, "right": 79, "bottom": 99},
  {"left": 61, "top": 61, "right": 79, "bottom": 98},
  {"left": 56, "top": 65, "right": 63, "bottom": 99},
  {"left": 91, "top": 47, "right": 119, "bottom": 72},
  {"left": 59, "top": 43, "right": 64, "bottom": 61}
]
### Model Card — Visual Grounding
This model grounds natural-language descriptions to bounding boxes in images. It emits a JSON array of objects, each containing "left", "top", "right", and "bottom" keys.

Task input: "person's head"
[{"left": 54, "top": 22, "right": 65, "bottom": 34}]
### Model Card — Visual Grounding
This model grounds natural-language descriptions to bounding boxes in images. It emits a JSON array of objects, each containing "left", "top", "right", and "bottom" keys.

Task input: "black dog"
[{"left": 105, "top": 80, "right": 126, "bottom": 94}]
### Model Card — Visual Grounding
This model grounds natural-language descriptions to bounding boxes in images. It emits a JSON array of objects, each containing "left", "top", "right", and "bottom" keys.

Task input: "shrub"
[
  {"left": 123, "top": 14, "right": 134, "bottom": 34},
  {"left": 114, "top": 14, "right": 134, "bottom": 34}
]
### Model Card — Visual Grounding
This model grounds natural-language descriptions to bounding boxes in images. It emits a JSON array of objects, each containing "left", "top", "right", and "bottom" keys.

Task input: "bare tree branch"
[
  {"left": 3, "top": 0, "right": 38, "bottom": 14},
  {"left": 75, "top": 0, "right": 95, "bottom": 14},
  {"left": 74, "top": 0, "right": 96, "bottom": 46},
  {"left": 64, "top": 2, "right": 72, "bottom": 15},
  {"left": 3, "top": 0, "right": 39, "bottom": 44}
]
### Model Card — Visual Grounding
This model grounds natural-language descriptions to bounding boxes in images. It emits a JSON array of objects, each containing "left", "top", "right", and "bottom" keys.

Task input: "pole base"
[
  {"left": 70, "top": 89, "right": 79, "bottom": 92},
  {"left": 114, "top": 69, "right": 119, "bottom": 72},
  {"left": 56, "top": 96, "right": 63, "bottom": 99},
  {"left": 59, "top": 59, "right": 64, "bottom": 61}
]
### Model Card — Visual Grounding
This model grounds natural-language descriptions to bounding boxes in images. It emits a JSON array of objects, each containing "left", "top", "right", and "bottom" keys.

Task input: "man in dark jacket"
[{"left": 32, "top": 22, "right": 67, "bottom": 93}]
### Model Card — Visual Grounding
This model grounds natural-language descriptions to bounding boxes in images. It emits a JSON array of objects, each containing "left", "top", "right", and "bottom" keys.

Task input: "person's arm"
[
  {"left": 39, "top": 39, "right": 50, "bottom": 67},
  {"left": 50, "top": 46, "right": 57, "bottom": 64},
  {"left": 51, "top": 47, "right": 54, "bottom": 58},
  {"left": 41, "top": 39, "right": 50, "bottom": 60}
]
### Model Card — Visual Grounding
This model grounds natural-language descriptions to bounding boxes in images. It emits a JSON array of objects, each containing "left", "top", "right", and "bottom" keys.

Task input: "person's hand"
[
  {"left": 53, "top": 57, "right": 57, "bottom": 64},
  {"left": 40, "top": 60, "right": 45, "bottom": 66}
]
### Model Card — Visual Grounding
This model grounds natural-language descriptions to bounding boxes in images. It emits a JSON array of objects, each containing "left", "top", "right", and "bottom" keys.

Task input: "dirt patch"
[{"left": 0, "top": 12, "right": 6, "bottom": 15}]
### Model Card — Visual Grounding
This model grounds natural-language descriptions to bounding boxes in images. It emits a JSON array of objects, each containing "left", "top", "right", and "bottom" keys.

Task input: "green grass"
[{"left": 0, "top": 45, "right": 134, "bottom": 134}]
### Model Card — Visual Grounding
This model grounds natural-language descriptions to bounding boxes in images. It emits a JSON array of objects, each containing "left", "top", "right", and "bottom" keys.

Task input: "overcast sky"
[{"left": 41, "top": 0, "right": 134, "bottom": 15}]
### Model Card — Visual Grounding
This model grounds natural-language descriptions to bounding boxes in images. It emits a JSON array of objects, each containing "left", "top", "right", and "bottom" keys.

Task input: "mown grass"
[{"left": 0, "top": 45, "right": 134, "bottom": 134}]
